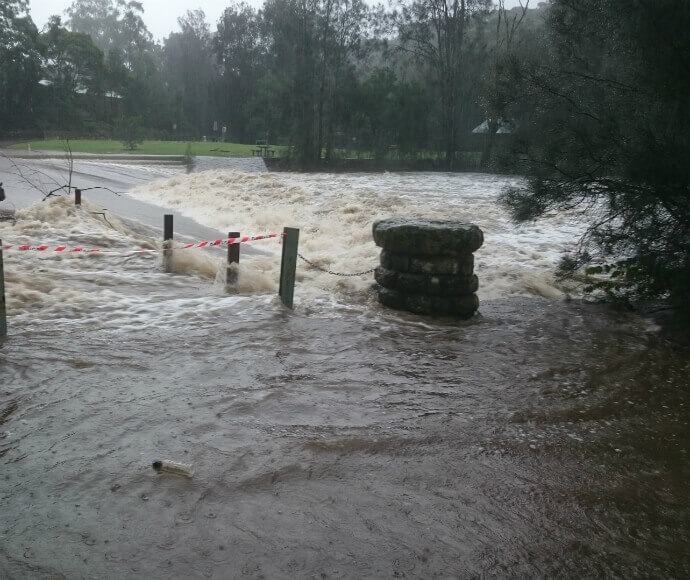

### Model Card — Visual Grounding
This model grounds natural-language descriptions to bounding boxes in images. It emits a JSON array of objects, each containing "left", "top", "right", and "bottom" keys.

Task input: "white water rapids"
[{"left": 128, "top": 169, "right": 585, "bottom": 301}]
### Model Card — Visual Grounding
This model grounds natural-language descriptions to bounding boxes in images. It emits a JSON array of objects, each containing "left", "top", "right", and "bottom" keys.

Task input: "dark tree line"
[
  {"left": 0, "top": 0, "right": 541, "bottom": 167},
  {"left": 0, "top": 0, "right": 173, "bottom": 137}
]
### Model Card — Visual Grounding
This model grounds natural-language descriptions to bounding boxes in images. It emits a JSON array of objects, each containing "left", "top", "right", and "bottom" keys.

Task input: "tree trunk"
[{"left": 480, "top": 118, "right": 498, "bottom": 168}]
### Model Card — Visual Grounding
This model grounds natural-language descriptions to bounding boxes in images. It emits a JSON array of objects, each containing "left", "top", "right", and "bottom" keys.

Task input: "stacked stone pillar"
[{"left": 373, "top": 218, "right": 483, "bottom": 318}]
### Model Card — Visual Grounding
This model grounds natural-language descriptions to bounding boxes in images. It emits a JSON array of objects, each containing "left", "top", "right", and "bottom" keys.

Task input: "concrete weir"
[{"left": 373, "top": 218, "right": 484, "bottom": 318}]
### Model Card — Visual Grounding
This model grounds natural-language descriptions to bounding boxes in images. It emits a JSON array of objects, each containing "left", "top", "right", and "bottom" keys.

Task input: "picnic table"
[{"left": 252, "top": 140, "right": 275, "bottom": 157}]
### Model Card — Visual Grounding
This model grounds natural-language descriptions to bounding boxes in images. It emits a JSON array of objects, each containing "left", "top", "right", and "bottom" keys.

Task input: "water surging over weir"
[
  {"left": 0, "top": 170, "right": 584, "bottom": 322},
  {"left": 0, "top": 168, "right": 688, "bottom": 578},
  {"left": 128, "top": 170, "right": 585, "bottom": 302}
]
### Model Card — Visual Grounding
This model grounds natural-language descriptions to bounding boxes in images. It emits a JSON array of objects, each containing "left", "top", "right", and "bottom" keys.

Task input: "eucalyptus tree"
[
  {"left": 357, "top": 67, "right": 397, "bottom": 157},
  {"left": 65, "top": 0, "right": 152, "bottom": 69},
  {"left": 163, "top": 10, "right": 215, "bottom": 137},
  {"left": 42, "top": 17, "right": 104, "bottom": 91},
  {"left": 314, "top": 0, "right": 368, "bottom": 161},
  {"left": 477, "top": 0, "right": 533, "bottom": 167},
  {"left": 121, "top": 44, "right": 177, "bottom": 131},
  {"left": 65, "top": 0, "right": 122, "bottom": 53},
  {"left": 261, "top": 0, "right": 369, "bottom": 167},
  {"left": 0, "top": 0, "right": 43, "bottom": 131},
  {"left": 394, "top": 78, "right": 430, "bottom": 158},
  {"left": 214, "top": 2, "right": 265, "bottom": 143},
  {"left": 64, "top": 0, "right": 169, "bottom": 130},
  {"left": 117, "top": 1, "right": 151, "bottom": 70},
  {"left": 395, "top": 0, "right": 491, "bottom": 168},
  {"left": 41, "top": 16, "right": 106, "bottom": 127},
  {"left": 261, "top": 0, "right": 319, "bottom": 164}
]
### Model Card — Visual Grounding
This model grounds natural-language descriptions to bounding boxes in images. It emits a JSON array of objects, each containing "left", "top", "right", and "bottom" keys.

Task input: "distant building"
[{"left": 472, "top": 119, "right": 517, "bottom": 134}]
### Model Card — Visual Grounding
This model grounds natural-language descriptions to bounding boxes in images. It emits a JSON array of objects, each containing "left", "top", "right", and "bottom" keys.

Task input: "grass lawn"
[
  {"left": 10, "top": 139, "right": 482, "bottom": 165},
  {"left": 11, "top": 139, "right": 287, "bottom": 157}
]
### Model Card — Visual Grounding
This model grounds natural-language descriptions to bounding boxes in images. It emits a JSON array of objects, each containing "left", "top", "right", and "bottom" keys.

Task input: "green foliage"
[
  {"left": 244, "top": 73, "right": 289, "bottom": 144},
  {"left": 42, "top": 19, "right": 105, "bottom": 92},
  {"left": 183, "top": 142, "right": 195, "bottom": 170},
  {"left": 355, "top": 68, "right": 430, "bottom": 159},
  {"left": 213, "top": 2, "right": 264, "bottom": 145},
  {"left": 38, "top": 18, "right": 106, "bottom": 129},
  {"left": 256, "top": 0, "right": 369, "bottom": 168},
  {"left": 500, "top": 0, "right": 690, "bottom": 312},
  {"left": 65, "top": 0, "right": 121, "bottom": 53},
  {"left": 358, "top": 68, "right": 398, "bottom": 158},
  {"left": 0, "top": 2, "right": 42, "bottom": 130},
  {"left": 113, "top": 115, "right": 145, "bottom": 149},
  {"left": 162, "top": 10, "right": 215, "bottom": 138},
  {"left": 0, "top": 0, "right": 509, "bottom": 164},
  {"left": 396, "top": 0, "right": 492, "bottom": 168}
]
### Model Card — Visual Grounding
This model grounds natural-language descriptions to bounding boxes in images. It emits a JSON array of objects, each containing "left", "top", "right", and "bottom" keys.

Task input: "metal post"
[
  {"left": 279, "top": 227, "right": 299, "bottom": 309},
  {"left": 75, "top": 188, "right": 81, "bottom": 206},
  {"left": 0, "top": 240, "right": 7, "bottom": 337},
  {"left": 163, "top": 214, "right": 173, "bottom": 272},
  {"left": 226, "top": 231, "right": 240, "bottom": 290}
]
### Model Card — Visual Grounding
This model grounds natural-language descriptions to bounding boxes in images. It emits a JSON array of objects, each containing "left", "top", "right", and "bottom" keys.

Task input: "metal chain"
[{"left": 297, "top": 252, "right": 375, "bottom": 277}]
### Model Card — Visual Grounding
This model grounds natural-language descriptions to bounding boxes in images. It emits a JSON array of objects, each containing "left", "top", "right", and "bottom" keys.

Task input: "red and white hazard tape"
[
  {"left": 179, "top": 233, "right": 280, "bottom": 249},
  {"left": 1, "top": 244, "right": 105, "bottom": 253},
  {"left": 0, "top": 233, "right": 282, "bottom": 255}
]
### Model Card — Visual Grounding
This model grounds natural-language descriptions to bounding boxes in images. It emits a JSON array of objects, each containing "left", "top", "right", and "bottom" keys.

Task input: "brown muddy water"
[{"left": 0, "top": 158, "right": 688, "bottom": 578}]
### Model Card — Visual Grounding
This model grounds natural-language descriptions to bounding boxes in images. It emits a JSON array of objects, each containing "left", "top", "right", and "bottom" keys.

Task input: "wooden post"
[
  {"left": 75, "top": 188, "right": 81, "bottom": 206},
  {"left": 279, "top": 227, "right": 299, "bottom": 309},
  {"left": 226, "top": 231, "right": 240, "bottom": 290},
  {"left": 163, "top": 214, "right": 173, "bottom": 272},
  {"left": 0, "top": 240, "right": 7, "bottom": 337}
]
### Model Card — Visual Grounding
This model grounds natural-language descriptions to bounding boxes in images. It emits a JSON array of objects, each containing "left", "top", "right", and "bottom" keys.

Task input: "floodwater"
[{"left": 0, "top": 155, "right": 688, "bottom": 578}]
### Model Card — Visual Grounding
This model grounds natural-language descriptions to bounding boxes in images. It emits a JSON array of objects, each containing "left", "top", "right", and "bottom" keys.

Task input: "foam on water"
[
  {"left": 0, "top": 197, "right": 215, "bottom": 325},
  {"left": 130, "top": 170, "right": 589, "bottom": 300},
  {"left": 0, "top": 169, "right": 591, "bottom": 329}
]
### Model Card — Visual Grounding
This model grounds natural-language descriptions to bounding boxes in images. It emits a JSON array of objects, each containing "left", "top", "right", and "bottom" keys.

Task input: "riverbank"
[
  {"left": 3, "top": 149, "right": 185, "bottom": 164},
  {"left": 264, "top": 155, "right": 488, "bottom": 173},
  {"left": 4, "top": 140, "right": 496, "bottom": 173},
  {"left": 5, "top": 139, "right": 286, "bottom": 158},
  {"left": 631, "top": 300, "right": 690, "bottom": 347}
]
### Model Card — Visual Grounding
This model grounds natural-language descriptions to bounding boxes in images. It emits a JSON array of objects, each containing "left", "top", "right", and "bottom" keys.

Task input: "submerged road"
[{"left": 0, "top": 151, "right": 267, "bottom": 245}]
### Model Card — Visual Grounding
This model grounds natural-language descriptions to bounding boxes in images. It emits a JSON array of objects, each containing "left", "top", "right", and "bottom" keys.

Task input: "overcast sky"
[
  {"left": 24, "top": 0, "right": 253, "bottom": 41},
  {"left": 24, "top": 0, "right": 528, "bottom": 43}
]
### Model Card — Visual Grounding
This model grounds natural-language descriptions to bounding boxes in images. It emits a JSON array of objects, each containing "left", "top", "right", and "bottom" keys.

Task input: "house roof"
[{"left": 472, "top": 119, "right": 517, "bottom": 134}]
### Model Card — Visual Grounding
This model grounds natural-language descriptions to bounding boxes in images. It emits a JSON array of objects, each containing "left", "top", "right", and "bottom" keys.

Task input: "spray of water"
[{"left": 129, "top": 170, "right": 588, "bottom": 300}]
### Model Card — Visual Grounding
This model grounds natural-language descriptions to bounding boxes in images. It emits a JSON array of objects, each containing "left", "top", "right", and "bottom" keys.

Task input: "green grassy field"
[
  {"left": 11, "top": 139, "right": 287, "bottom": 157},
  {"left": 9, "top": 140, "right": 484, "bottom": 167}
]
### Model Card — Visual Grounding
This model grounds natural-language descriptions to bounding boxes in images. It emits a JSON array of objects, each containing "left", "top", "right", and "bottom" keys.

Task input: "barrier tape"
[
  {"left": 179, "top": 233, "right": 280, "bottom": 249},
  {"left": 0, "top": 233, "right": 282, "bottom": 255}
]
